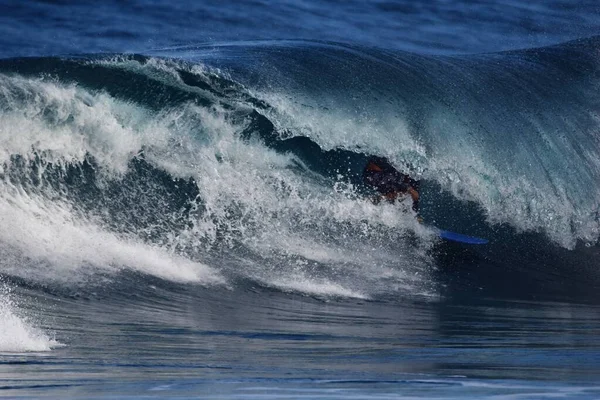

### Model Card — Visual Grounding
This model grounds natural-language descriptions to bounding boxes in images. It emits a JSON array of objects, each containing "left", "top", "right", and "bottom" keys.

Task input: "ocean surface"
[{"left": 2, "top": 1, "right": 600, "bottom": 398}]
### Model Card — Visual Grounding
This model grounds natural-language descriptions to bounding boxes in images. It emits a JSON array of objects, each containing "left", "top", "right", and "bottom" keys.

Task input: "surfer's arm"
[
  {"left": 408, "top": 187, "right": 419, "bottom": 211},
  {"left": 408, "top": 187, "right": 419, "bottom": 202}
]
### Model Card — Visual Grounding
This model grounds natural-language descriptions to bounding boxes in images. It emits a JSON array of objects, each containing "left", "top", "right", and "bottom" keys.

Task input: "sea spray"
[{"left": 0, "top": 280, "right": 59, "bottom": 352}]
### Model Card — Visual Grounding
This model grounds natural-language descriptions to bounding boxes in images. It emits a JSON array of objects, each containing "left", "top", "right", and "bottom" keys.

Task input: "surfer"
[{"left": 362, "top": 156, "right": 420, "bottom": 212}]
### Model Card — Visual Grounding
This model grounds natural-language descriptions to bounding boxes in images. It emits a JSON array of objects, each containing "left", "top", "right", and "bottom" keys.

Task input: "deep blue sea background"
[
  {"left": 4, "top": 0, "right": 600, "bottom": 56},
  {"left": 2, "top": 1, "right": 600, "bottom": 399}
]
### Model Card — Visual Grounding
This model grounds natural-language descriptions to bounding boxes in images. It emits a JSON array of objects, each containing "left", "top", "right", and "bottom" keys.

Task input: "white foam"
[
  {"left": 269, "top": 275, "right": 369, "bottom": 299},
  {"left": 0, "top": 287, "right": 60, "bottom": 352},
  {"left": 0, "top": 189, "right": 223, "bottom": 284},
  {"left": 0, "top": 70, "right": 433, "bottom": 299},
  {"left": 0, "top": 75, "right": 146, "bottom": 174},
  {"left": 151, "top": 104, "right": 437, "bottom": 299},
  {"left": 0, "top": 74, "right": 226, "bottom": 284}
]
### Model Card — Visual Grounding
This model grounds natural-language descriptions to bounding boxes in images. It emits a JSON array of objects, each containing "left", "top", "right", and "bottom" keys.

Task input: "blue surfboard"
[{"left": 438, "top": 229, "right": 488, "bottom": 245}]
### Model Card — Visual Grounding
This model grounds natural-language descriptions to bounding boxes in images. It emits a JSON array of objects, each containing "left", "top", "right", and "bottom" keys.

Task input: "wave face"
[
  {"left": 164, "top": 38, "right": 600, "bottom": 250},
  {"left": 0, "top": 37, "right": 600, "bottom": 310}
]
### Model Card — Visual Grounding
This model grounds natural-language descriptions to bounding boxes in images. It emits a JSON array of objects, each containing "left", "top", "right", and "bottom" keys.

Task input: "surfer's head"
[{"left": 366, "top": 156, "right": 393, "bottom": 172}]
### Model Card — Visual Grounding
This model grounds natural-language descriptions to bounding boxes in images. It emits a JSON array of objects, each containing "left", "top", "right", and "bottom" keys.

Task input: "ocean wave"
[
  {"left": 0, "top": 37, "right": 598, "bottom": 301},
  {"left": 170, "top": 38, "right": 600, "bottom": 249}
]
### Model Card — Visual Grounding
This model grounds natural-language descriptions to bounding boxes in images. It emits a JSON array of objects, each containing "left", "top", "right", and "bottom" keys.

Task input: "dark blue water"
[
  {"left": 3, "top": 0, "right": 600, "bottom": 57},
  {"left": 2, "top": 1, "right": 600, "bottom": 399}
]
